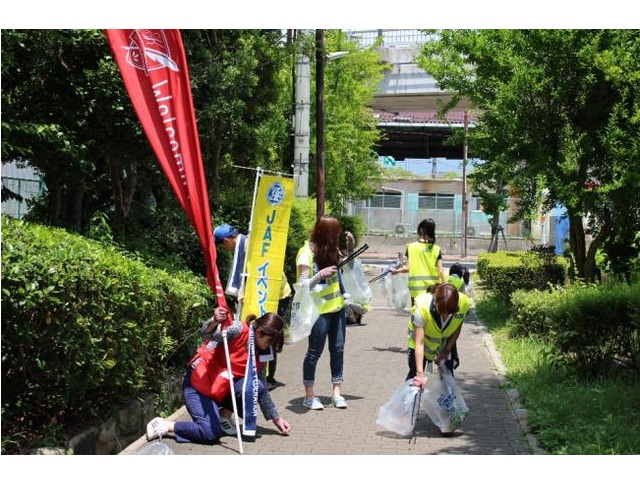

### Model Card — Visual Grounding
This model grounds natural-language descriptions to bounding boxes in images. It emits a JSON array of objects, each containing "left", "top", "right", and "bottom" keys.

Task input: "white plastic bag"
[
  {"left": 376, "top": 380, "right": 422, "bottom": 436},
  {"left": 136, "top": 440, "right": 174, "bottom": 455},
  {"left": 289, "top": 282, "right": 320, "bottom": 343},
  {"left": 340, "top": 258, "right": 373, "bottom": 307},
  {"left": 421, "top": 363, "right": 469, "bottom": 433}
]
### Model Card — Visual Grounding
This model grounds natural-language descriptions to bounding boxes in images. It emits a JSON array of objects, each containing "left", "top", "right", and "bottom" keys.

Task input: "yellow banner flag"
[{"left": 243, "top": 174, "right": 294, "bottom": 317}]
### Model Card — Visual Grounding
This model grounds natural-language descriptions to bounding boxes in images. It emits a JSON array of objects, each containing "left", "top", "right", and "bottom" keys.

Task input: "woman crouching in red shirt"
[{"left": 145, "top": 311, "right": 291, "bottom": 444}]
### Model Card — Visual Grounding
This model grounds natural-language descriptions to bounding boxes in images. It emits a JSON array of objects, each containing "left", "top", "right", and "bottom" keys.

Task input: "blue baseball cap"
[{"left": 214, "top": 223, "right": 238, "bottom": 245}]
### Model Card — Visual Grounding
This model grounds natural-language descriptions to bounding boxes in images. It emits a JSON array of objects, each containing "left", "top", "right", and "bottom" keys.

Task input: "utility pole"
[
  {"left": 293, "top": 48, "right": 311, "bottom": 198},
  {"left": 293, "top": 29, "right": 346, "bottom": 214},
  {"left": 316, "top": 29, "right": 326, "bottom": 219},
  {"left": 461, "top": 111, "right": 469, "bottom": 258}
]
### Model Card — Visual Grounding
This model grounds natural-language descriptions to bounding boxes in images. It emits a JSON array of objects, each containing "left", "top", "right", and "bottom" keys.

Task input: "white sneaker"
[
  {"left": 146, "top": 417, "right": 169, "bottom": 441},
  {"left": 219, "top": 416, "right": 237, "bottom": 436},
  {"left": 302, "top": 396, "right": 324, "bottom": 410},
  {"left": 331, "top": 395, "right": 348, "bottom": 409}
]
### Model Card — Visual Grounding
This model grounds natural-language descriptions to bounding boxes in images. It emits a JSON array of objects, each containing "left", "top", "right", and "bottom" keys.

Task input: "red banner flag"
[{"left": 105, "top": 29, "right": 226, "bottom": 309}]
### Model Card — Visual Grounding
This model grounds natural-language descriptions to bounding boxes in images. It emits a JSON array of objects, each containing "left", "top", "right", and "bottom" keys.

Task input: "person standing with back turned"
[
  {"left": 391, "top": 218, "right": 446, "bottom": 302},
  {"left": 296, "top": 215, "right": 354, "bottom": 411}
]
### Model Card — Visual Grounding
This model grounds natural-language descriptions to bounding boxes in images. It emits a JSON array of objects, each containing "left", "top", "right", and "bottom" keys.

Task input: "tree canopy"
[
  {"left": 2, "top": 29, "right": 387, "bottom": 273},
  {"left": 418, "top": 29, "right": 640, "bottom": 279}
]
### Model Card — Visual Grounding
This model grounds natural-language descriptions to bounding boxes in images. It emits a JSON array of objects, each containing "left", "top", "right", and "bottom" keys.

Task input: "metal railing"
[{"left": 346, "top": 29, "right": 435, "bottom": 48}]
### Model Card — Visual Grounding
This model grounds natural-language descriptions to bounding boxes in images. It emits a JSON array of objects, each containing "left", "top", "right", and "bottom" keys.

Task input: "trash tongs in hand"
[
  {"left": 336, "top": 243, "right": 369, "bottom": 269},
  {"left": 369, "top": 261, "right": 402, "bottom": 283}
]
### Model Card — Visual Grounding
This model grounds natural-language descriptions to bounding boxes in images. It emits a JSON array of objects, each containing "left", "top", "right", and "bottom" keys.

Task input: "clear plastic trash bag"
[
  {"left": 376, "top": 380, "right": 422, "bottom": 436},
  {"left": 136, "top": 440, "right": 174, "bottom": 455},
  {"left": 383, "top": 272, "right": 409, "bottom": 310},
  {"left": 421, "top": 362, "right": 469, "bottom": 433},
  {"left": 340, "top": 258, "right": 373, "bottom": 307},
  {"left": 289, "top": 282, "right": 320, "bottom": 343}
]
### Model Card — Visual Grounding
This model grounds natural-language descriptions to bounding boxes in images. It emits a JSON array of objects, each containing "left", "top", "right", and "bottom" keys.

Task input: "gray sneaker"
[{"left": 302, "top": 396, "right": 324, "bottom": 410}]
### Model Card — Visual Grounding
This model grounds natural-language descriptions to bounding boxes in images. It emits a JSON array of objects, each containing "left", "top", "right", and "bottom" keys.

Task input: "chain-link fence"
[{"left": 350, "top": 194, "right": 527, "bottom": 239}]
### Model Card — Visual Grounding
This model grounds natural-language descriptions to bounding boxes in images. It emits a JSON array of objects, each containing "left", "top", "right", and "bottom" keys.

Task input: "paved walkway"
[{"left": 121, "top": 263, "right": 540, "bottom": 456}]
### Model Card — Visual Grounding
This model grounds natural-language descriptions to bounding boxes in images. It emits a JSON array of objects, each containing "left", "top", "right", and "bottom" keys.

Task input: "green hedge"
[
  {"left": 1, "top": 216, "right": 215, "bottom": 441},
  {"left": 476, "top": 250, "right": 568, "bottom": 300},
  {"left": 510, "top": 281, "right": 640, "bottom": 376}
]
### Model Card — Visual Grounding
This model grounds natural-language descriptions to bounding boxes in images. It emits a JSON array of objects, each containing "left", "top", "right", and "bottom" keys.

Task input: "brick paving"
[{"left": 121, "top": 262, "right": 539, "bottom": 456}]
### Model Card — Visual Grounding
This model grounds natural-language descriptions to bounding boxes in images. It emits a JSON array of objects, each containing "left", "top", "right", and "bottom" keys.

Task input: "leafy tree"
[
  {"left": 1, "top": 29, "right": 157, "bottom": 234},
  {"left": 591, "top": 30, "right": 640, "bottom": 279},
  {"left": 299, "top": 29, "right": 388, "bottom": 214},
  {"left": 181, "top": 30, "right": 293, "bottom": 217},
  {"left": 2, "top": 29, "right": 389, "bottom": 274},
  {"left": 2, "top": 30, "right": 292, "bottom": 268},
  {"left": 418, "top": 29, "right": 640, "bottom": 280}
]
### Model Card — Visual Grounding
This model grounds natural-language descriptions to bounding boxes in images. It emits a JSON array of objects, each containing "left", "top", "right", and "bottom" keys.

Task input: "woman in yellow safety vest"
[
  {"left": 391, "top": 218, "right": 447, "bottom": 302},
  {"left": 296, "top": 215, "right": 354, "bottom": 411},
  {"left": 407, "top": 283, "right": 471, "bottom": 385}
]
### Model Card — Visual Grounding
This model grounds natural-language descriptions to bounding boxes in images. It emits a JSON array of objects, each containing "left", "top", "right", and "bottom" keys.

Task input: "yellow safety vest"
[
  {"left": 296, "top": 241, "right": 345, "bottom": 314},
  {"left": 280, "top": 272, "right": 292, "bottom": 300},
  {"left": 407, "top": 292, "right": 470, "bottom": 360},
  {"left": 407, "top": 241, "right": 441, "bottom": 298},
  {"left": 447, "top": 274, "right": 464, "bottom": 292}
]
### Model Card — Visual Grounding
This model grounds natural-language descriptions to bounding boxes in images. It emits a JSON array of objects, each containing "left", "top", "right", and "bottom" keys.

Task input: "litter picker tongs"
[
  {"left": 337, "top": 243, "right": 369, "bottom": 269},
  {"left": 369, "top": 260, "right": 402, "bottom": 283}
]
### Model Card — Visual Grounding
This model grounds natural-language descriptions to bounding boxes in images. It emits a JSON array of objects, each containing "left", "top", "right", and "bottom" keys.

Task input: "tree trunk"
[
  {"left": 208, "top": 136, "right": 223, "bottom": 211},
  {"left": 48, "top": 179, "right": 62, "bottom": 227},
  {"left": 584, "top": 217, "right": 612, "bottom": 282},
  {"left": 108, "top": 154, "right": 138, "bottom": 239},
  {"left": 488, "top": 214, "right": 500, "bottom": 253},
  {"left": 568, "top": 210, "right": 586, "bottom": 279}
]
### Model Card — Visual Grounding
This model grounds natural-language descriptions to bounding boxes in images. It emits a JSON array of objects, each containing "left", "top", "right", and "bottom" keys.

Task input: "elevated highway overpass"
[{"left": 347, "top": 29, "right": 474, "bottom": 161}]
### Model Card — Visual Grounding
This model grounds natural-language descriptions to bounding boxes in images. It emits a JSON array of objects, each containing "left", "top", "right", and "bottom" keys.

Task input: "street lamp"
[
  {"left": 461, "top": 111, "right": 469, "bottom": 258},
  {"left": 316, "top": 30, "right": 326, "bottom": 218},
  {"left": 382, "top": 185, "right": 405, "bottom": 234},
  {"left": 327, "top": 51, "right": 349, "bottom": 61}
]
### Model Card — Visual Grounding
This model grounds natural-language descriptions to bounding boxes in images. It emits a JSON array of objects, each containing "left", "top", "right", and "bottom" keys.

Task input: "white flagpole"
[
  {"left": 222, "top": 330, "right": 243, "bottom": 454},
  {"left": 222, "top": 168, "right": 261, "bottom": 455},
  {"left": 236, "top": 166, "right": 263, "bottom": 322}
]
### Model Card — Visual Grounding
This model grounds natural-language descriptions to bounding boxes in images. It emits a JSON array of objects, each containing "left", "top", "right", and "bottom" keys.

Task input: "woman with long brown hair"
[{"left": 296, "top": 215, "right": 354, "bottom": 410}]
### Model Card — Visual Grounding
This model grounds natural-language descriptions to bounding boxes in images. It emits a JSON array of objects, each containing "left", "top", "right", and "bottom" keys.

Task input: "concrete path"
[{"left": 121, "top": 263, "right": 539, "bottom": 456}]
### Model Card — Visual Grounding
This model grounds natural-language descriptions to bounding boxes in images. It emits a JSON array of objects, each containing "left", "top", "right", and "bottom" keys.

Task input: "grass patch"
[{"left": 475, "top": 290, "right": 640, "bottom": 454}]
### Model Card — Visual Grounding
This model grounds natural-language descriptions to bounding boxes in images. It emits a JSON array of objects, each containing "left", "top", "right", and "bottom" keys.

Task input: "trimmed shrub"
[
  {"left": 1, "top": 216, "right": 215, "bottom": 446},
  {"left": 476, "top": 250, "right": 568, "bottom": 301},
  {"left": 510, "top": 281, "right": 640, "bottom": 377}
]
